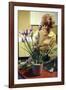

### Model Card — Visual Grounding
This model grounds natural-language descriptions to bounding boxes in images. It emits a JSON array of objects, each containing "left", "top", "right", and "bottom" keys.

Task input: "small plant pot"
[{"left": 32, "top": 64, "right": 43, "bottom": 76}]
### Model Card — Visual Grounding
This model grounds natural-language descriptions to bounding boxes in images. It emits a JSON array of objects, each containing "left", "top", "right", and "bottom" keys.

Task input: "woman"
[{"left": 33, "top": 14, "right": 57, "bottom": 72}]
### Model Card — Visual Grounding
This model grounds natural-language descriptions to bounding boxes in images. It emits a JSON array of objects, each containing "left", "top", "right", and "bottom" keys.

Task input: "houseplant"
[{"left": 19, "top": 29, "right": 45, "bottom": 76}]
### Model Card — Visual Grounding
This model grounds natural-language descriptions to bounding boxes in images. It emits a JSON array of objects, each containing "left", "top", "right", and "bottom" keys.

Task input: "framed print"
[{"left": 9, "top": 2, "right": 64, "bottom": 88}]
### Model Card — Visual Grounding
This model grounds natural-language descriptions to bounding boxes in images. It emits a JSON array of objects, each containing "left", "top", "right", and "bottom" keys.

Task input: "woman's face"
[
  {"left": 41, "top": 14, "right": 54, "bottom": 33},
  {"left": 41, "top": 15, "right": 52, "bottom": 26},
  {"left": 46, "top": 17, "right": 51, "bottom": 25}
]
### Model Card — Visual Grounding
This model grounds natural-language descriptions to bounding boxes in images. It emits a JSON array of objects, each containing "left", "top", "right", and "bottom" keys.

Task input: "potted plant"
[{"left": 19, "top": 28, "right": 44, "bottom": 76}]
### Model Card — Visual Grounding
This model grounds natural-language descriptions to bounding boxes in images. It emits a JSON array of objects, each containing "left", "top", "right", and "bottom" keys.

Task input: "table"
[{"left": 18, "top": 69, "right": 57, "bottom": 79}]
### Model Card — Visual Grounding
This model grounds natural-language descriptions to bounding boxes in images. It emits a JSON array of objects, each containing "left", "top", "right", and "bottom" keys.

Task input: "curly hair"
[{"left": 41, "top": 14, "right": 55, "bottom": 33}]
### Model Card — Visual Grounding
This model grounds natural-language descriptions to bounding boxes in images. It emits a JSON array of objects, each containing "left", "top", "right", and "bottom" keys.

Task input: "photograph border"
[{"left": 9, "top": 2, "right": 64, "bottom": 88}]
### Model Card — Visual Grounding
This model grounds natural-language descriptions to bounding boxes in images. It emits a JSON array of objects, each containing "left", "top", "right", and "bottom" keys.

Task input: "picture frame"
[{"left": 9, "top": 2, "right": 64, "bottom": 88}]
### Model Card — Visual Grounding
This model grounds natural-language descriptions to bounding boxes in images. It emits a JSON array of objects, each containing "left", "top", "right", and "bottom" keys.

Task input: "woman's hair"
[{"left": 41, "top": 14, "right": 55, "bottom": 28}]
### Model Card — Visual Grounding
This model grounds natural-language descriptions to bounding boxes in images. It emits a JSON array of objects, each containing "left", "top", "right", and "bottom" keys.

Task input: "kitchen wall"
[{"left": 18, "top": 10, "right": 30, "bottom": 32}]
